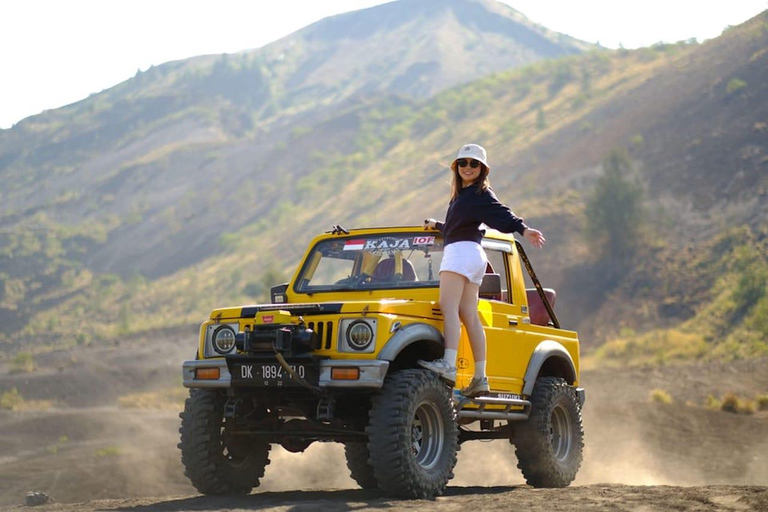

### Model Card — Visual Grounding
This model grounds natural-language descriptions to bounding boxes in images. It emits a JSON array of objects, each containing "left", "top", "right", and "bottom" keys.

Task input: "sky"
[{"left": 1, "top": 0, "right": 766, "bottom": 129}]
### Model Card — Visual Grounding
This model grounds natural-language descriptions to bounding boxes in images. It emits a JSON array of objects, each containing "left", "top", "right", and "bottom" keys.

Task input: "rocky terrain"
[{"left": 1, "top": 334, "right": 766, "bottom": 510}]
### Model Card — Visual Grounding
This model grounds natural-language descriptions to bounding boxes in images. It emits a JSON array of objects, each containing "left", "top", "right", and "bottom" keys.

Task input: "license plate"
[{"left": 231, "top": 362, "right": 312, "bottom": 387}]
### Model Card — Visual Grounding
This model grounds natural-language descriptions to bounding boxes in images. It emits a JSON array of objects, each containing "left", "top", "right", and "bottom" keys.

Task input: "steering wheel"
[{"left": 335, "top": 274, "right": 371, "bottom": 286}]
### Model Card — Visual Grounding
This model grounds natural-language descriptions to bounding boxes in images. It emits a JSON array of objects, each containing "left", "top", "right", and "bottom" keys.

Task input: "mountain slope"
[
  {"left": 1, "top": 6, "right": 766, "bottom": 357},
  {"left": 0, "top": 0, "right": 595, "bottom": 339},
  {"left": 0, "top": 0, "right": 596, "bottom": 336},
  {"left": 263, "top": 0, "right": 591, "bottom": 102}
]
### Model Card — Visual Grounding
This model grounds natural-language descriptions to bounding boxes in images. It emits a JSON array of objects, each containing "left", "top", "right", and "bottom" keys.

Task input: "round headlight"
[
  {"left": 213, "top": 326, "right": 236, "bottom": 354},
  {"left": 346, "top": 321, "right": 374, "bottom": 350}
]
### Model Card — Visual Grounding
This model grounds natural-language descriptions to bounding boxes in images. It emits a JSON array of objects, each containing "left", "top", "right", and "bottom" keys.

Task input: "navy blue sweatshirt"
[{"left": 436, "top": 184, "right": 528, "bottom": 245}]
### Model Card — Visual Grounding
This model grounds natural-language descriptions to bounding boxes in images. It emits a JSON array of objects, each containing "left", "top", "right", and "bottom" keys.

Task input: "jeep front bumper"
[{"left": 182, "top": 359, "right": 389, "bottom": 389}]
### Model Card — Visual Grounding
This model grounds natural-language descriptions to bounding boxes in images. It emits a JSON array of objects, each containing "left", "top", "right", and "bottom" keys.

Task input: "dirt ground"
[
  {"left": 4, "top": 485, "right": 768, "bottom": 511},
  {"left": 1, "top": 333, "right": 767, "bottom": 511}
]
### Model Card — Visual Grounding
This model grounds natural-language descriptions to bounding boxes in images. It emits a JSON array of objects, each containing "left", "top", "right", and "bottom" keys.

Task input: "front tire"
[
  {"left": 367, "top": 369, "right": 458, "bottom": 498},
  {"left": 178, "top": 389, "right": 271, "bottom": 495},
  {"left": 344, "top": 442, "right": 378, "bottom": 489},
  {"left": 513, "top": 377, "right": 584, "bottom": 487}
]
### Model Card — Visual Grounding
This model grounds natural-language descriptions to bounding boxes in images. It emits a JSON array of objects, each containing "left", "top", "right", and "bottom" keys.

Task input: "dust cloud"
[
  {"left": 259, "top": 444, "right": 357, "bottom": 491},
  {"left": 212, "top": 415, "right": 695, "bottom": 493},
  {"left": 111, "top": 403, "right": 761, "bottom": 497}
]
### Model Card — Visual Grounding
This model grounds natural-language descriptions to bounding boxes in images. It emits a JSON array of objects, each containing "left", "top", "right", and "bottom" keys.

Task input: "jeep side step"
[{"left": 454, "top": 393, "right": 531, "bottom": 421}]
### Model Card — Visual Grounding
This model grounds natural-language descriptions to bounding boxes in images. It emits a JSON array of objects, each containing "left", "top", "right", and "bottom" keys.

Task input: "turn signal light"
[
  {"left": 196, "top": 368, "right": 221, "bottom": 380},
  {"left": 331, "top": 367, "right": 360, "bottom": 380}
]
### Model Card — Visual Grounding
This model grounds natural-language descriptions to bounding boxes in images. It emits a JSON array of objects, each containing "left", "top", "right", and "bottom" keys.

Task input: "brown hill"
[
  {"left": 0, "top": 6, "right": 765, "bottom": 355},
  {"left": 0, "top": 0, "right": 594, "bottom": 341},
  {"left": 509, "top": 14, "right": 768, "bottom": 343}
]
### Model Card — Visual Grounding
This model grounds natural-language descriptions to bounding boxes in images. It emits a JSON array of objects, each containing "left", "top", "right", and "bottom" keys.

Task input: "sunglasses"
[{"left": 456, "top": 159, "right": 481, "bottom": 169}]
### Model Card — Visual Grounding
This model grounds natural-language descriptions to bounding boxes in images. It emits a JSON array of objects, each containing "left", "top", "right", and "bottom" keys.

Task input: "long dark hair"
[{"left": 449, "top": 161, "right": 490, "bottom": 202}]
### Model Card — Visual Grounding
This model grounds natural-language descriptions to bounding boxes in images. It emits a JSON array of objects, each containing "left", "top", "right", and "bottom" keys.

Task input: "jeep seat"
[
  {"left": 372, "top": 258, "right": 417, "bottom": 281},
  {"left": 479, "top": 273, "right": 502, "bottom": 300},
  {"left": 526, "top": 288, "right": 556, "bottom": 326},
  {"left": 479, "top": 263, "right": 507, "bottom": 301}
]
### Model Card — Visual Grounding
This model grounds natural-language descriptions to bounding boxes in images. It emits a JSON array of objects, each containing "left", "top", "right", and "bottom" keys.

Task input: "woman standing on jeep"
[{"left": 421, "top": 143, "right": 545, "bottom": 397}]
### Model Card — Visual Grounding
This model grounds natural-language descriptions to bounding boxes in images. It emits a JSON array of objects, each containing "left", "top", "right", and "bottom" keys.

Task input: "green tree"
[
  {"left": 726, "top": 78, "right": 747, "bottom": 95},
  {"left": 586, "top": 148, "right": 645, "bottom": 264}
]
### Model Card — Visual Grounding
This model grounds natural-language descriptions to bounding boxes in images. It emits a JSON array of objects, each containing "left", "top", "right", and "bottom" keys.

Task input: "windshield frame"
[{"left": 292, "top": 232, "right": 444, "bottom": 295}]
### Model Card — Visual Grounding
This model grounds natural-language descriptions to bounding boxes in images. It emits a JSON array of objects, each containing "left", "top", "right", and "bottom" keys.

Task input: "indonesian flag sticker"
[{"left": 343, "top": 239, "right": 366, "bottom": 251}]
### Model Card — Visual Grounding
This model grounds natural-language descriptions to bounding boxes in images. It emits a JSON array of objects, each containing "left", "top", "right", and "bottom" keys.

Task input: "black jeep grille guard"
[
  {"left": 235, "top": 323, "right": 316, "bottom": 355},
  {"left": 234, "top": 320, "right": 334, "bottom": 354}
]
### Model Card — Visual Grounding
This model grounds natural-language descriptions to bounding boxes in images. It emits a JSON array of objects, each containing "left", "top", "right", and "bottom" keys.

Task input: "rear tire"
[
  {"left": 344, "top": 442, "right": 378, "bottom": 489},
  {"left": 178, "top": 389, "right": 271, "bottom": 495},
  {"left": 367, "top": 369, "right": 458, "bottom": 498},
  {"left": 513, "top": 377, "right": 583, "bottom": 487}
]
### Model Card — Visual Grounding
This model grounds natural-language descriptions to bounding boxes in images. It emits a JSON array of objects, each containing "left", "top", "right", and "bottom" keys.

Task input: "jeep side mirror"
[{"left": 271, "top": 283, "right": 289, "bottom": 304}]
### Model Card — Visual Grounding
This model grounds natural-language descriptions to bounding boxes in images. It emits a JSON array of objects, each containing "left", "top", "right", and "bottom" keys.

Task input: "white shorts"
[{"left": 439, "top": 241, "right": 488, "bottom": 286}]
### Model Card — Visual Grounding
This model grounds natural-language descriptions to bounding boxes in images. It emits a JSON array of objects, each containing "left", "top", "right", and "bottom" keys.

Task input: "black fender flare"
[
  {"left": 376, "top": 322, "right": 444, "bottom": 362},
  {"left": 522, "top": 340, "right": 577, "bottom": 396}
]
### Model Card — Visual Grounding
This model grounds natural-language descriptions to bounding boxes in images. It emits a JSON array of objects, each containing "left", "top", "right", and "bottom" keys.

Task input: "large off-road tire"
[
  {"left": 367, "top": 369, "right": 458, "bottom": 498},
  {"left": 513, "top": 377, "right": 584, "bottom": 487},
  {"left": 344, "top": 442, "right": 378, "bottom": 489},
  {"left": 178, "top": 389, "right": 271, "bottom": 495}
]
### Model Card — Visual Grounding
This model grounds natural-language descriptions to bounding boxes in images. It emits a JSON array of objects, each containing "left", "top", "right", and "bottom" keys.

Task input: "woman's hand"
[
  {"left": 424, "top": 218, "right": 438, "bottom": 229},
  {"left": 523, "top": 228, "right": 546, "bottom": 248}
]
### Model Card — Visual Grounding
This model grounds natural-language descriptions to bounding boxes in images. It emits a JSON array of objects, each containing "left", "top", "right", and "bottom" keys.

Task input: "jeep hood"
[{"left": 208, "top": 300, "right": 439, "bottom": 321}]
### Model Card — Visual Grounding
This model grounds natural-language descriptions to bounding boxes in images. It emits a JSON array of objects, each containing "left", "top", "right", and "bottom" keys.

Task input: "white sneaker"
[
  {"left": 418, "top": 358, "right": 457, "bottom": 384},
  {"left": 461, "top": 376, "right": 490, "bottom": 397}
]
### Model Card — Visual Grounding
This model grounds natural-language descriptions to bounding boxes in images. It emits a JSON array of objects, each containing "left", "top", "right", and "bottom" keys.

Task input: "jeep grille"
[{"left": 307, "top": 321, "right": 334, "bottom": 350}]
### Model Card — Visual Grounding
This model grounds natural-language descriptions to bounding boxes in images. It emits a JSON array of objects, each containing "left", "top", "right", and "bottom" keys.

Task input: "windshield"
[{"left": 294, "top": 233, "right": 444, "bottom": 293}]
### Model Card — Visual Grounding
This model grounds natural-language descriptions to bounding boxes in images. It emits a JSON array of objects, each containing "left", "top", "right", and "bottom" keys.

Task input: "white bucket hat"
[{"left": 451, "top": 143, "right": 489, "bottom": 171}]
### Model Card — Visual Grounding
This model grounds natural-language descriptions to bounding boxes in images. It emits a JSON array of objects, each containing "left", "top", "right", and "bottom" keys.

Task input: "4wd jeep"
[{"left": 179, "top": 225, "right": 585, "bottom": 498}]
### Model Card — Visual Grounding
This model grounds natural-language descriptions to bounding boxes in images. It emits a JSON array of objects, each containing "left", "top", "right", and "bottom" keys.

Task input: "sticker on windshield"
[
  {"left": 364, "top": 237, "right": 411, "bottom": 252},
  {"left": 413, "top": 236, "right": 435, "bottom": 246},
  {"left": 343, "top": 239, "right": 366, "bottom": 251}
]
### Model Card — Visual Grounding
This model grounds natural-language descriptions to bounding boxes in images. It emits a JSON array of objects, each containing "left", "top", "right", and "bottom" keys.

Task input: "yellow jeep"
[{"left": 179, "top": 225, "right": 585, "bottom": 498}]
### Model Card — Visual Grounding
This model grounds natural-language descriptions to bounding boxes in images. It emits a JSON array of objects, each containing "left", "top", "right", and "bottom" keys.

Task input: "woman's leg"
[
  {"left": 417, "top": 270, "right": 466, "bottom": 382},
  {"left": 458, "top": 281, "right": 489, "bottom": 396},
  {"left": 439, "top": 271, "right": 466, "bottom": 352},
  {"left": 458, "top": 281, "right": 486, "bottom": 364}
]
